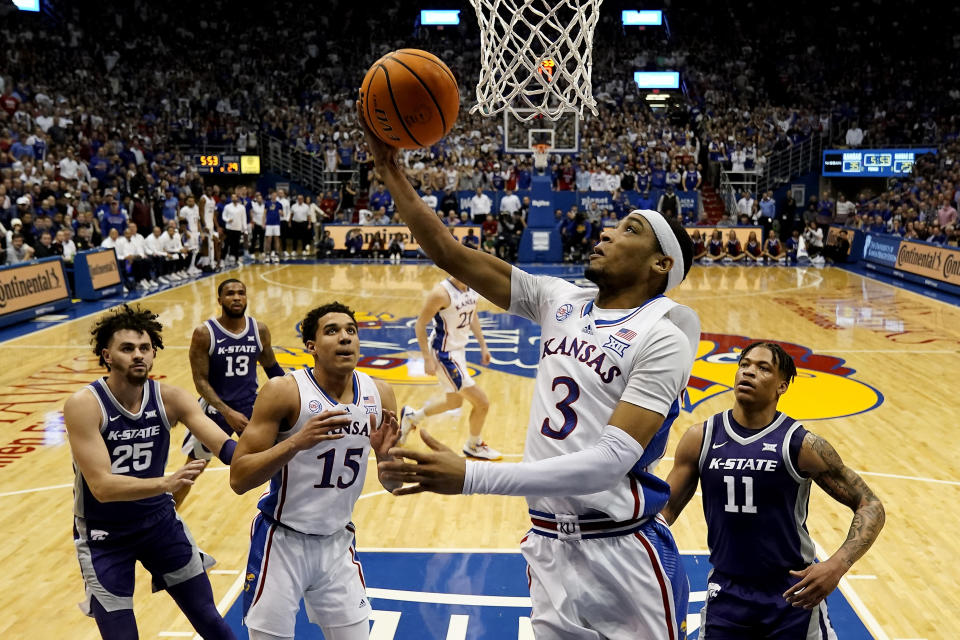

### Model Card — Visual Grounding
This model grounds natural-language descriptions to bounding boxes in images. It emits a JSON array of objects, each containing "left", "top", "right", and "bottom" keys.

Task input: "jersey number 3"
[{"left": 541, "top": 376, "right": 580, "bottom": 440}]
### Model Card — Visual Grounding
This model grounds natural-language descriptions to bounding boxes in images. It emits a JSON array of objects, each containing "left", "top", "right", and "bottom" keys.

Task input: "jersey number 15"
[{"left": 315, "top": 448, "right": 364, "bottom": 489}]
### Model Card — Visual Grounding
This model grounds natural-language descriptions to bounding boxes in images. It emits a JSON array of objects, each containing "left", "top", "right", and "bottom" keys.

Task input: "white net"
[
  {"left": 532, "top": 144, "right": 550, "bottom": 170},
  {"left": 469, "top": 0, "right": 602, "bottom": 122}
]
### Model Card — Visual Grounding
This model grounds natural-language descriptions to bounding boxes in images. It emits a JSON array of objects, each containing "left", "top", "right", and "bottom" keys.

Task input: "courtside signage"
[{"left": 0, "top": 258, "right": 69, "bottom": 317}]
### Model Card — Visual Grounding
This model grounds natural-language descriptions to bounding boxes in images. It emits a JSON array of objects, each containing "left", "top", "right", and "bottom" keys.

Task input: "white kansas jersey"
[
  {"left": 429, "top": 279, "right": 479, "bottom": 353},
  {"left": 257, "top": 368, "right": 382, "bottom": 535},
  {"left": 509, "top": 267, "right": 700, "bottom": 522},
  {"left": 181, "top": 204, "right": 200, "bottom": 233},
  {"left": 201, "top": 196, "right": 217, "bottom": 231}
]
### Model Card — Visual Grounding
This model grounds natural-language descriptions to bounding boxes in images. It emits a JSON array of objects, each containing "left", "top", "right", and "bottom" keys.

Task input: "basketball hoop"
[
  {"left": 532, "top": 143, "right": 551, "bottom": 170},
  {"left": 469, "top": 0, "right": 602, "bottom": 121}
]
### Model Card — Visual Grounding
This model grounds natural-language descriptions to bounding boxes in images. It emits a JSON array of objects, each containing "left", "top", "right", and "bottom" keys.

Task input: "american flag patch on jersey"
[
  {"left": 615, "top": 328, "right": 637, "bottom": 341},
  {"left": 363, "top": 395, "right": 377, "bottom": 414}
]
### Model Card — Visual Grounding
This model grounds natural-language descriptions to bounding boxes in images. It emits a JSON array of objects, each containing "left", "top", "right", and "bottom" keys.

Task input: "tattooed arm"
[{"left": 783, "top": 431, "right": 885, "bottom": 609}]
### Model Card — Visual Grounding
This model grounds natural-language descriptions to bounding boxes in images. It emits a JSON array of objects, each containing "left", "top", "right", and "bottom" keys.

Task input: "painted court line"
[
  {"left": 855, "top": 470, "right": 960, "bottom": 487},
  {"left": 368, "top": 586, "right": 531, "bottom": 607},
  {"left": 0, "top": 483, "right": 73, "bottom": 497},
  {"left": 7, "top": 466, "right": 959, "bottom": 499},
  {"left": 814, "top": 540, "right": 889, "bottom": 640}
]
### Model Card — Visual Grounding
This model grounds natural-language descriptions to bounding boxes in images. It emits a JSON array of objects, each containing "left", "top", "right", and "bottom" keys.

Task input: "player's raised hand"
[
  {"left": 784, "top": 559, "right": 845, "bottom": 609},
  {"left": 289, "top": 409, "right": 350, "bottom": 451},
  {"left": 371, "top": 409, "right": 401, "bottom": 460},
  {"left": 224, "top": 408, "right": 250, "bottom": 434},
  {"left": 164, "top": 459, "right": 208, "bottom": 494},
  {"left": 378, "top": 429, "right": 466, "bottom": 495}
]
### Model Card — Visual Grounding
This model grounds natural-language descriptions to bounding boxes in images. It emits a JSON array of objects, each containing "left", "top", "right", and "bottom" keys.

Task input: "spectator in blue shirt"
[
  {"left": 345, "top": 228, "right": 364, "bottom": 257},
  {"left": 9, "top": 138, "right": 34, "bottom": 160},
  {"left": 461, "top": 228, "right": 480, "bottom": 249},
  {"left": 515, "top": 162, "right": 532, "bottom": 190},
  {"left": 682, "top": 162, "right": 702, "bottom": 191},
  {"left": 369, "top": 183, "right": 393, "bottom": 214},
  {"left": 162, "top": 190, "right": 179, "bottom": 223},
  {"left": 650, "top": 162, "right": 667, "bottom": 190},
  {"left": 100, "top": 201, "right": 129, "bottom": 240}
]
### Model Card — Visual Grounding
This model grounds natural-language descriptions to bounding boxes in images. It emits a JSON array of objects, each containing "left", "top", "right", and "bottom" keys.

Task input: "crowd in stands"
[{"left": 1, "top": 0, "right": 957, "bottom": 277}]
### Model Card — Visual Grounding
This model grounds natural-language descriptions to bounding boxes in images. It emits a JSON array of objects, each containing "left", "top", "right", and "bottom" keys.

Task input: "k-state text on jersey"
[{"left": 106, "top": 425, "right": 161, "bottom": 441}]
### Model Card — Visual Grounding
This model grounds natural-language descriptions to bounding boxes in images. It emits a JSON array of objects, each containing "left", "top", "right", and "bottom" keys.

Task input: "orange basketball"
[{"left": 360, "top": 49, "right": 460, "bottom": 149}]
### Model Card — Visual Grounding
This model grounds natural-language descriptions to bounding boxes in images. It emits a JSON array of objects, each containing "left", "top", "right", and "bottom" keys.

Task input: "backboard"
[{"left": 503, "top": 108, "right": 580, "bottom": 153}]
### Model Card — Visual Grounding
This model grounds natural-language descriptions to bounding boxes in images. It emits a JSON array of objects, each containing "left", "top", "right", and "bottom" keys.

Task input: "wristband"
[
  {"left": 265, "top": 363, "right": 286, "bottom": 378},
  {"left": 217, "top": 438, "right": 237, "bottom": 465}
]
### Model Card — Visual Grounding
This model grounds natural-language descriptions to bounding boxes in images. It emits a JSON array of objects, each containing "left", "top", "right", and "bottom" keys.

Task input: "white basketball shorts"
[{"left": 243, "top": 516, "right": 370, "bottom": 637}]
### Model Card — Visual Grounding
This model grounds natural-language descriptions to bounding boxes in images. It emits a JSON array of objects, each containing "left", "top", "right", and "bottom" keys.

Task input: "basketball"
[{"left": 360, "top": 48, "right": 460, "bottom": 149}]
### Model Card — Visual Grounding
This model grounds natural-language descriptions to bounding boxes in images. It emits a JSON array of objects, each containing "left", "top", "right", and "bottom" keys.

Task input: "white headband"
[{"left": 631, "top": 209, "right": 686, "bottom": 293}]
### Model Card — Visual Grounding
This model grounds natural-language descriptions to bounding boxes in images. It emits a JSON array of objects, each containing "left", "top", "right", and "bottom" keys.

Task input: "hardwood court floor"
[{"left": 0, "top": 262, "right": 957, "bottom": 639}]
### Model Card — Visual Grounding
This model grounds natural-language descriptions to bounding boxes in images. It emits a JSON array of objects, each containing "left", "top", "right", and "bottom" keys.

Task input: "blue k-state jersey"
[
  {"left": 204, "top": 316, "right": 262, "bottom": 415},
  {"left": 699, "top": 410, "right": 815, "bottom": 578},
  {"left": 73, "top": 378, "right": 173, "bottom": 523}
]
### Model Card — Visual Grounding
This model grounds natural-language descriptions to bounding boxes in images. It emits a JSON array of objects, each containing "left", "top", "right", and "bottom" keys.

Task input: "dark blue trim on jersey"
[
  {"left": 257, "top": 466, "right": 284, "bottom": 517},
  {"left": 435, "top": 350, "right": 464, "bottom": 389},
  {"left": 431, "top": 311, "right": 446, "bottom": 352},
  {"left": 305, "top": 368, "right": 360, "bottom": 406},
  {"left": 587, "top": 294, "right": 665, "bottom": 327},
  {"left": 527, "top": 509, "right": 615, "bottom": 522},
  {"left": 634, "top": 397, "right": 680, "bottom": 471}
]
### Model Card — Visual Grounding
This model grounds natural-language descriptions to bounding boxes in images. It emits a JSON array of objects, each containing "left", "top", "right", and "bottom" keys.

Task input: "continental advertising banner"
[
  {"left": 0, "top": 258, "right": 70, "bottom": 318},
  {"left": 325, "top": 225, "right": 481, "bottom": 250},
  {"left": 86, "top": 248, "right": 122, "bottom": 289},
  {"left": 895, "top": 240, "right": 960, "bottom": 287}
]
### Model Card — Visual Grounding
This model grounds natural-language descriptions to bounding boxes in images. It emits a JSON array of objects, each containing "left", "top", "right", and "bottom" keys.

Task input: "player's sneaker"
[
  {"left": 398, "top": 405, "right": 419, "bottom": 445},
  {"left": 463, "top": 441, "right": 502, "bottom": 460}
]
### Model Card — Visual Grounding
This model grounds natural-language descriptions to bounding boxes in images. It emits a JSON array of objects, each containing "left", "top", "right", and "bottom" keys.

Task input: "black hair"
[
  {"left": 91, "top": 304, "right": 164, "bottom": 369},
  {"left": 655, "top": 214, "right": 695, "bottom": 295},
  {"left": 300, "top": 301, "right": 356, "bottom": 346},
  {"left": 738, "top": 342, "right": 797, "bottom": 385},
  {"left": 217, "top": 278, "right": 244, "bottom": 297}
]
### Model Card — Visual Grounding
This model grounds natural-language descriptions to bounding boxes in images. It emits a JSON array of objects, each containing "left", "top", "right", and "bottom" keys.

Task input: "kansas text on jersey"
[
  {"left": 510, "top": 268, "right": 701, "bottom": 522},
  {"left": 257, "top": 369, "right": 382, "bottom": 536}
]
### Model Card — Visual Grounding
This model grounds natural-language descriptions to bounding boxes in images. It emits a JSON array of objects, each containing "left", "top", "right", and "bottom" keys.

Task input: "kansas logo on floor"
[
  {"left": 223, "top": 551, "right": 875, "bottom": 639},
  {"left": 274, "top": 312, "right": 882, "bottom": 421}
]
